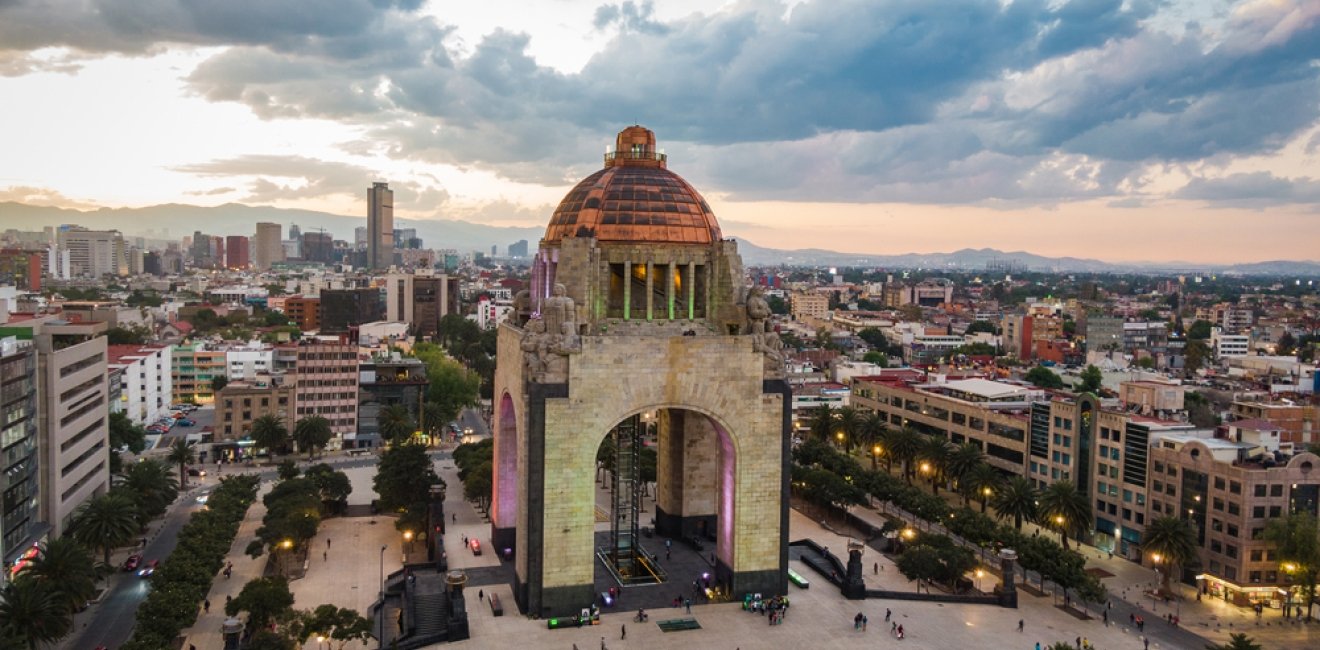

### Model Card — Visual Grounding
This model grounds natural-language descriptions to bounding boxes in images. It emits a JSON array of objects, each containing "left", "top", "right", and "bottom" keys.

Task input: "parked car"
[
  {"left": 470, "top": 539, "right": 482, "bottom": 556},
  {"left": 186, "top": 467, "right": 206, "bottom": 477},
  {"left": 177, "top": 419, "right": 195, "bottom": 427},
  {"left": 123, "top": 554, "right": 143, "bottom": 571}
]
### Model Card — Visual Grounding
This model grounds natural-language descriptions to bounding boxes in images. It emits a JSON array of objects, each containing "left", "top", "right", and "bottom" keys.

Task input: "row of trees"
[
  {"left": 247, "top": 414, "right": 335, "bottom": 460},
  {"left": 373, "top": 440, "right": 443, "bottom": 534},
  {"left": 119, "top": 475, "right": 261, "bottom": 649},
  {"left": 218, "top": 576, "right": 373, "bottom": 650},
  {"left": 245, "top": 464, "right": 352, "bottom": 574},
  {"left": 412, "top": 341, "right": 481, "bottom": 440}
]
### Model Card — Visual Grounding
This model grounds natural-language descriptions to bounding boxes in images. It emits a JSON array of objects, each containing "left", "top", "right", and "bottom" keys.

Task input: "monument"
[{"left": 492, "top": 125, "right": 792, "bottom": 617}]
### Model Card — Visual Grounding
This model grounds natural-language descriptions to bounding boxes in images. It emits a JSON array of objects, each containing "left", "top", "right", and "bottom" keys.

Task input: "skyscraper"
[
  {"left": 254, "top": 222, "right": 284, "bottom": 270},
  {"left": 367, "top": 182, "right": 394, "bottom": 270},
  {"left": 225, "top": 235, "right": 250, "bottom": 269}
]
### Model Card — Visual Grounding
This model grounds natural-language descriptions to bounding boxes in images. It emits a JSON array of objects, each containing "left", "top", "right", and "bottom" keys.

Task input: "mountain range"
[{"left": 3, "top": 201, "right": 1319, "bottom": 275}]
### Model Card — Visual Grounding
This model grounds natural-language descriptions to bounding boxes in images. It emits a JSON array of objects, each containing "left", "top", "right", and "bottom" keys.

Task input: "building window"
[
  {"left": 1271, "top": 484, "right": 1283, "bottom": 497},
  {"left": 1229, "top": 481, "right": 1241, "bottom": 495},
  {"left": 1254, "top": 485, "right": 1267, "bottom": 497},
  {"left": 1250, "top": 549, "right": 1263, "bottom": 562},
  {"left": 1249, "top": 571, "right": 1261, "bottom": 584},
  {"left": 1252, "top": 506, "right": 1265, "bottom": 518},
  {"left": 1214, "top": 477, "right": 1225, "bottom": 490}
]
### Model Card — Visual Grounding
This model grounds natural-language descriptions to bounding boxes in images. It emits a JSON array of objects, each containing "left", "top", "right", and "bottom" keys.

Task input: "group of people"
[{"left": 742, "top": 593, "right": 790, "bottom": 625}]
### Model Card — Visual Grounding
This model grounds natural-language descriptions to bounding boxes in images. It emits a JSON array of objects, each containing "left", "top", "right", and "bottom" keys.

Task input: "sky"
[{"left": 1, "top": 0, "right": 1319, "bottom": 264}]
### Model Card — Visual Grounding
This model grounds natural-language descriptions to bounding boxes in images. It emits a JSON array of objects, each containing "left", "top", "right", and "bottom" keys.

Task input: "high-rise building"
[
  {"left": 254, "top": 222, "right": 284, "bottom": 270},
  {"left": 293, "top": 341, "right": 359, "bottom": 446},
  {"left": 0, "top": 336, "right": 41, "bottom": 570},
  {"left": 320, "top": 288, "right": 383, "bottom": 333},
  {"left": 215, "top": 375, "right": 295, "bottom": 442},
  {"left": 58, "top": 226, "right": 128, "bottom": 277},
  {"left": 3, "top": 317, "right": 110, "bottom": 536},
  {"left": 384, "top": 272, "right": 460, "bottom": 339},
  {"left": 508, "top": 240, "right": 529, "bottom": 258},
  {"left": 0, "top": 249, "right": 43, "bottom": 291},
  {"left": 301, "top": 231, "right": 333, "bottom": 264},
  {"left": 366, "top": 182, "right": 394, "bottom": 269},
  {"left": 225, "top": 235, "right": 250, "bottom": 269},
  {"left": 106, "top": 344, "right": 173, "bottom": 426},
  {"left": 284, "top": 296, "right": 321, "bottom": 331}
]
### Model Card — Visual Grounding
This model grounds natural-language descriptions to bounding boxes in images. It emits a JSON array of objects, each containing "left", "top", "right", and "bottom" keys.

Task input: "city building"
[
  {"left": 214, "top": 375, "right": 295, "bottom": 443},
  {"left": 354, "top": 355, "right": 427, "bottom": 449},
  {"left": 882, "top": 278, "right": 954, "bottom": 307},
  {"left": 320, "top": 287, "right": 383, "bottom": 334},
  {"left": 508, "top": 239, "right": 529, "bottom": 258},
  {"left": 171, "top": 341, "right": 228, "bottom": 403},
  {"left": 1229, "top": 399, "right": 1318, "bottom": 447},
  {"left": 1213, "top": 330, "right": 1250, "bottom": 359},
  {"left": 225, "top": 235, "right": 250, "bottom": 269},
  {"left": 384, "top": 271, "right": 461, "bottom": 337},
  {"left": 284, "top": 295, "right": 321, "bottom": 331},
  {"left": 2, "top": 317, "right": 110, "bottom": 536},
  {"left": 224, "top": 341, "right": 274, "bottom": 380},
  {"left": 301, "top": 231, "right": 334, "bottom": 264},
  {"left": 0, "top": 249, "right": 43, "bottom": 291},
  {"left": 0, "top": 335, "right": 43, "bottom": 576},
  {"left": 106, "top": 344, "right": 173, "bottom": 426},
  {"left": 366, "top": 182, "right": 394, "bottom": 270},
  {"left": 57, "top": 227, "right": 127, "bottom": 277},
  {"left": 791, "top": 292, "right": 829, "bottom": 321},
  {"left": 253, "top": 222, "right": 284, "bottom": 270},
  {"left": 292, "top": 341, "right": 358, "bottom": 447}
]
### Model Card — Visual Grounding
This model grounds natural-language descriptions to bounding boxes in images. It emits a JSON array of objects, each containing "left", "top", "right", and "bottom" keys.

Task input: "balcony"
[{"left": 604, "top": 150, "right": 666, "bottom": 165}]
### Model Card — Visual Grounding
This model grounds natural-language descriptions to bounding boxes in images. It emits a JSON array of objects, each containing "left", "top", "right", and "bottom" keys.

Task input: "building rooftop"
[{"left": 940, "top": 378, "right": 1034, "bottom": 401}]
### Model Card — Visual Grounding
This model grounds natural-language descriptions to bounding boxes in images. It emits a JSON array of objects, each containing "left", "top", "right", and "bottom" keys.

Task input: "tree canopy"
[{"left": 1025, "top": 365, "right": 1064, "bottom": 389}]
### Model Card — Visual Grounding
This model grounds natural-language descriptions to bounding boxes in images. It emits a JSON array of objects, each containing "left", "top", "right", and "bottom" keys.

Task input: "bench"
[
  {"left": 657, "top": 617, "right": 702, "bottom": 632},
  {"left": 488, "top": 593, "right": 503, "bottom": 616},
  {"left": 787, "top": 568, "right": 810, "bottom": 589}
]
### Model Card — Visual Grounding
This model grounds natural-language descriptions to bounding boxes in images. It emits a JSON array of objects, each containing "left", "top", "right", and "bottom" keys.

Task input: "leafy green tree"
[
  {"left": 1187, "top": 319, "right": 1214, "bottom": 340},
  {"left": 108, "top": 410, "right": 147, "bottom": 475},
  {"left": 1205, "top": 633, "right": 1263, "bottom": 650},
  {"left": 965, "top": 320, "right": 998, "bottom": 335},
  {"left": 807, "top": 405, "right": 834, "bottom": 444},
  {"left": 298, "top": 604, "right": 373, "bottom": 650},
  {"left": 210, "top": 375, "right": 229, "bottom": 393},
  {"left": 462, "top": 460, "right": 492, "bottom": 512},
  {"left": 227, "top": 577, "right": 296, "bottom": 630},
  {"left": 859, "top": 411, "right": 887, "bottom": 470},
  {"left": 378, "top": 404, "right": 415, "bottom": 446},
  {"left": 1025, "top": 365, "right": 1064, "bottom": 389},
  {"left": 1135, "top": 356, "right": 1157, "bottom": 369},
  {"left": 20, "top": 538, "right": 101, "bottom": 615},
  {"left": 106, "top": 325, "right": 151, "bottom": 345},
  {"left": 0, "top": 576, "right": 72, "bottom": 650},
  {"left": 251, "top": 414, "right": 290, "bottom": 457},
  {"left": 71, "top": 492, "right": 140, "bottom": 565},
  {"left": 293, "top": 415, "right": 333, "bottom": 459},
  {"left": 950, "top": 342, "right": 997, "bottom": 357},
  {"left": 834, "top": 405, "right": 861, "bottom": 453},
  {"left": 303, "top": 464, "right": 353, "bottom": 514},
  {"left": 1078, "top": 364, "right": 1103, "bottom": 394},
  {"left": 1144, "top": 516, "right": 1199, "bottom": 595},
  {"left": 374, "top": 442, "right": 442, "bottom": 514},
  {"left": 277, "top": 459, "right": 300, "bottom": 480},
  {"left": 166, "top": 438, "right": 196, "bottom": 488},
  {"left": 1263, "top": 512, "right": 1320, "bottom": 620},
  {"left": 862, "top": 351, "right": 889, "bottom": 366},
  {"left": 412, "top": 344, "right": 480, "bottom": 428},
  {"left": 1185, "top": 339, "right": 1211, "bottom": 374},
  {"left": 1037, "top": 480, "right": 1091, "bottom": 550},
  {"left": 991, "top": 476, "right": 1038, "bottom": 531}
]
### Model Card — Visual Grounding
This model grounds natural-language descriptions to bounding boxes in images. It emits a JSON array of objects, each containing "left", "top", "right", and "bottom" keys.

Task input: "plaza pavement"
[{"left": 175, "top": 450, "right": 1316, "bottom": 650}]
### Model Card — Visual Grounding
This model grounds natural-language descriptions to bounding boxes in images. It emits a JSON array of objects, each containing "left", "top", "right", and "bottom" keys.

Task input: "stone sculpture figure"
[
  {"left": 512, "top": 289, "right": 531, "bottom": 325},
  {"left": 524, "top": 284, "right": 581, "bottom": 383},
  {"left": 521, "top": 318, "right": 548, "bottom": 378},
  {"left": 745, "top": 286, "right": 771, "bottom": 336},
  {"left": 544, "top": 283, "right": 577, "bottom": 337}
]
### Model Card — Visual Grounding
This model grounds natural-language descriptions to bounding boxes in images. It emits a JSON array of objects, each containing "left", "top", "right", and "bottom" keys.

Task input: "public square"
[{"left": 168, "top": 447, "right": 1318, "bottom": 650}]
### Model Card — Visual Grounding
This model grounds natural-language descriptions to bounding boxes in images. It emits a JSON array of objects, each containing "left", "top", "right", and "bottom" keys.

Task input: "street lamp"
[
  {"left": 1151, "top": 553, "right": 1163, "bottom": 608},
  {"left": 975, "top": 568, "right": 984, "bottom": 592},
  {"left": 378, "top": 544, "right": 387, "bottom": 650},
  {"left": 316, "top": 635, "right": 326, "bottom": 650},
  {"left": 836, "top": 431, "right": 845, "bottom": 449},
  {"left": 1282, "top": 563, "right": 1298, "bottom": 618},
  {"left": 403, "top": 530, "right": 414, "bottom": 558}
]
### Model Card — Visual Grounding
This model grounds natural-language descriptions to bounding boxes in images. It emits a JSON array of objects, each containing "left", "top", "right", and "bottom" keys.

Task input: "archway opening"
[
  {"left": 591, "top": 407, "right": 737, "bottom": 608},
  {"left": 491, "top": 392, "right": 519, "bottom": 553}
]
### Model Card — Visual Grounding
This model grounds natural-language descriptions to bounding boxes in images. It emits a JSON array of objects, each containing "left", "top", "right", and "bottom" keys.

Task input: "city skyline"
[{"left": 1, "top": 0, "right": 1319, "bottom": 263}]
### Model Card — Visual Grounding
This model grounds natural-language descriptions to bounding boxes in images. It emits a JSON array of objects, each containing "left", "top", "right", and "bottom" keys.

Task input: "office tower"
[
  {"left": 226, "top": 235, "right": 250, "bottom": 269},
  {"left": 301, "top": 231, "right": 333, "bottom": 264},
  {"left": 508, "top": 240, "right": 529, "bottom": 258},
  {"left": 320, "top": 288, "right": 384, "bottom": 333},
  {"left": 367, "top": 182, "right": 394, "bottom": 270},
  {"left": 58, "top": 226, "right": 128, "bottom": 277},
  {"left": 0, "top": 336, "right": 40, "bottom": 568},
  {"left": 254, "top": 222, "right": 284, "bottom": 270}
]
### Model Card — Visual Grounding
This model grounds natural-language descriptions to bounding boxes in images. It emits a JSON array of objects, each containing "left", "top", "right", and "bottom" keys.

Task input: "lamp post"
[
  {"left": 975, "top": 568, "right": 984, "bottom": 592},
  {"left": 403, "top": 530, "right": 414, "bottom": 562},
  {"left": 279, "top": 538, "right": 292, "bottom": 576},
  {"left": 872, "top": 444, "right": 882, "bottom": 470},
  {"left": 1282, "top": 563, "right": 1297, "bottom": 618},
  {"left": 378, "top": 544, "right": 387, "bottom": 649},
  {"left": 836, "top": 431, "right": 845, "bottom": 451},
  {"left": 1151, "top": 553, "right": 1162, "bottom": 610}
]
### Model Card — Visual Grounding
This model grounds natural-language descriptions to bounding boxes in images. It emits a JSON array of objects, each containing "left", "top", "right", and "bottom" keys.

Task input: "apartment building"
[
  {"left": 355, "top": 356, "right": 428, "bottom": 449},
  {"left": 320, "top": 288, "right": 383, "bottom": 334},
  {"left": 224, "top": 341, "right": 274, "bottom": 380},
  {"left": 284, "top": 295, "right": 321, "bottom": 332},
  {"left": 384, "top": 272, "right": 460, "bottom": 339},
  {"left": 171, "top": 341, "right": 227, "bottom": 404},
  {"left": 214, "top": 375, "right": 296, "bottom": 443},
  {"left": 1, "top": 336, "right": 43, "bottom": 575},
  {"left": 790, "top": 292, "right": 829, "bottom": 322},
  {"left": 1213, "top": 329, "right": 1250, "bottom": 359},
  {"left": 292, "top": 341, "right": 359, "bottom": 448},
  {"left": 106, "top": 344, "right": 173, "bottom": 426},
  {"left": 1229, "top": 399, "right": 1318, "bottom": 447}
]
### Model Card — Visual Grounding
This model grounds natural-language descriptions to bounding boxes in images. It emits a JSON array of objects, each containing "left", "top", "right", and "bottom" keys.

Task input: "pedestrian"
[
  {"left": 1018, "top": 619, "right": 1024, "bottom": 632},
  {"left": 1103, "top": 610, "right": 1108, "bottom": 625},
  {"left": 854, "top": 612, "right": 861, "bottom": 630},
  {"left": 621, "top": 623, "right": 626, "bottom": 639},
  {"left": 885, "top": 608, "right": 891, "bottom": 622},
  {"left": 1129, "top": 612, "right": 1135, "bottom": 625},
  {"left": 862, "top": 614, "right": 868, "bottom": 631},
  {"left": 203, "top": 599, "right": 210, "bottom": 613},
  {"left": 873, "top": 562, "right": 878, "bottom": 575},
  {"left": 453, "top": 513, "right": 456, "bottom": 524},
  {"left": 666, "top": 548, "right": 671, "bottom": 560},
  {"left": 685, "top": 598, "right": 691, "bottom": 614},
  {"left": 1143, "top": 637, "right": 1149, "bottom": 650},
  {"left": 478, "top": 589, "right": 484, "bottom": 602},
  {"left": 1035, "top": 643, "right": 1041, "bottom": 650},
  {"left": 323, "top": 551, "right": 327, "bottom": 562},
  {"left": 327, "top": 538, "right": 331, "bottom": 549},
  {"left": 600, "top": 636, "right": 606, "bottom": 650},
  {"left": 1075, "top": 636, "right": 1081, "bottom": 648},
  {"left": 890, "top": 621, "right": 897, "bottom": 635},
  {"left": 463, "top": 534, "right": 468, "bottom": 545}
]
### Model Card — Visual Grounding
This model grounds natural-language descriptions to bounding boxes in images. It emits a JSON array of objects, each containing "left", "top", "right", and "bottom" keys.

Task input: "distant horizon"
[{"left": 5, "top": 198, "right": 1320, "bottom": 270}]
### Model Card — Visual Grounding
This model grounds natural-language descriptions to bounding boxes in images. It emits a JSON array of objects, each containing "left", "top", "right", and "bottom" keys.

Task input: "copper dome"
[{"left": 544, "top": 126, "right": 722, "bottom": 245}]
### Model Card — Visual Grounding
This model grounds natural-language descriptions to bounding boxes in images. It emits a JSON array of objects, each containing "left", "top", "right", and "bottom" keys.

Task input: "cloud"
[
  {"left": 448, "top": 198, "right": 554, "bottom": 225},
  {"left": 1174, "top": 172, "right": 1320, "bottom": 207},
  {"left": 185, "top": 186, "right": 238, "bottom": 196},
  {"left": 0, "top": 184, "right": 99, "bottom": 209},
  {"left": 593, "top": 1, "right": 669, "bottom": 35}
]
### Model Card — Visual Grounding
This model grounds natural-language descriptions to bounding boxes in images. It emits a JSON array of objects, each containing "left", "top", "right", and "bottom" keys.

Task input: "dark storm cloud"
[{"left": 5, "top": 0, "right": 1318, "bottom": 206}]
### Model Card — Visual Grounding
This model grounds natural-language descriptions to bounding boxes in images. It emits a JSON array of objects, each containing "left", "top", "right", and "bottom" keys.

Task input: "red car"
[
  {"left": 137, "top": 559, "right": 159, "bottom": 578},
  {"left": 123, "top": 553, "right": 143, "bottom": 571},
  {"left": 470, "top": 539, "right": 482, "bottom": 556}
]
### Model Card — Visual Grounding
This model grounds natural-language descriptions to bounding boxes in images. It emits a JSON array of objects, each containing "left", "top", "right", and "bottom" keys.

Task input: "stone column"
[
  {"left": 998, "top": 548, "right": 1019, "bottom": 608},
  {"left": 623, "top": 260, "right": 631, "bottom": 320},
  {"left": 687, "top": 260, "right": 696, "bottom": 320},
  {"left": 645, "top": 261, "right": 653, "bottom": 321},
  {"left": 667, "top": 262, "right": 676, "bottom": 320}
]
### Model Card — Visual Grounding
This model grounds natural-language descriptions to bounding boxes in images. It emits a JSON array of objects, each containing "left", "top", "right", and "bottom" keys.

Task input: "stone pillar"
[
  {"left": 645, "top": 261, "right": 653, "bottom": 321},
  {"left": 667, "top": 261, "right": 675, "bottom": 320},
  {"left": 623, "top": 260, "right": 631, "bottom": 320},
  {"left": 998, "top": 548, "right": 1019, "bottom": 608},
  {"left": 843, "top": 541, "right": 867, "bottom": 599},
  {"left": 654, "top": 410, "right": 717, "bottom": 540},
  {"left": 687, "top": 260, "right": 696, "bottom": 320}
]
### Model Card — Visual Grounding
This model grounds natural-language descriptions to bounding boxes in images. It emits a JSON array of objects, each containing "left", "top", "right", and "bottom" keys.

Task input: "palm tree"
[
  {"left": 378, "top": 405, "right": 415, "bottom": 446},
  {"left": 0, "top": 576, "right": 72, "bottom": 650},
  {"left": 859, "top": 411, "right": 887, "bottom": 470},
  {"left": 945, "top": 443, "right": 984, "bottom": 503},
  {"left": 807, "top": 405, "right": 834, "bottom": 444},
  {"left": 1144, "top": 516, "right": 1199, "bottom": 595},
  {"left": 962, "top": 463, "right": 1002, "bottom": 513},
  {"left": 884, "top": 427, "right": 921, "bottom": 484},
  {"left": 1037, "top": 480, "right": 1091, "bottom": 550},
  {"left": 834, "top": 406, "right": 862, "bottom": 454},
  {"left": 21, "top": 538, "right": 101, "bottom": 615},
  {"left": 166, "top": 438, "right": 196, "bottom": 488},
  {"left": 119, "top": 458, "right": 179, "bottom": 524},
  {"left": 917, "top": 435, "right": 951, "bottom": 495},
  {"left": 991, "top": 476, "right": 1038, "bottom": 531},
  {"left": 71, "top": 492, "right": 140, "bottom": 565},
  {"left": 293, "top": 415, "right": 334, "bottom": 459},
  {"left": 251, "top": 414, "right": 289, "bottom": 458},
  {"left": 422, "top": 402, "right": 445, "bottom": 445},
  {"left": 1205, "top": 633, "right": 1263, "bottom": 650}
]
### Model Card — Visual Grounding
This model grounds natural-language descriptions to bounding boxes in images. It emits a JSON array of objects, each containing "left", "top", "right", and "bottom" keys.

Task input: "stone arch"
[{"left": 491, "top": 391, "right": 519, "bottom": 548}]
